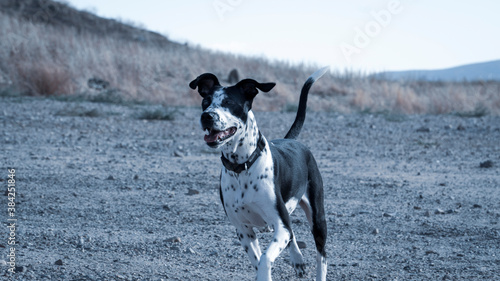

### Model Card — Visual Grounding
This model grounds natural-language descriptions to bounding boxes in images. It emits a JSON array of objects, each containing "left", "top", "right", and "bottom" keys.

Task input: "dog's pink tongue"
[{"left": 204, "top": 131, "right": 222, "bottom": 143}]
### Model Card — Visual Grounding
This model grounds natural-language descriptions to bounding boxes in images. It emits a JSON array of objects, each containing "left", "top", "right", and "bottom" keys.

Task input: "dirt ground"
[{"left": 1, "top": 95, "right": 499, "bottom": 280}]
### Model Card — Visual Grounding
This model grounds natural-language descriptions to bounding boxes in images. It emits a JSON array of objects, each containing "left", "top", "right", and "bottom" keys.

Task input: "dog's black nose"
[
  {"left": 201, "top": 112, "right": 218, "bottom": 129},
  {"left": 201, "top": 112, "right": 216, "bottom": 122}
]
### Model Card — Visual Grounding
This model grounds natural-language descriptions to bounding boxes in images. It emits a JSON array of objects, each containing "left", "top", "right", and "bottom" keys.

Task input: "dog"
[{"left": 189, "top": 67, "right": 329, "bottom": 281}]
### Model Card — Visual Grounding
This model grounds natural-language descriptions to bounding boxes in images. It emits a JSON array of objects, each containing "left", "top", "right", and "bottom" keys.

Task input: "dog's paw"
[{"left": 293, "top": 263, "right": 307, "bottom": 278}]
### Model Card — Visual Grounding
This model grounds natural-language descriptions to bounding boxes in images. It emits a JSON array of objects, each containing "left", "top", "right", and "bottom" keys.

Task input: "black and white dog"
[{"left": 189, "top": 67, "right": 328, "bottom": 281}]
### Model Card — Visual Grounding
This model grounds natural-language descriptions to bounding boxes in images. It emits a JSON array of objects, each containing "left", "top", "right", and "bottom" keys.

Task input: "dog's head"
[{"left": 189, "top": 73, "right": 275, "bottom": 149}]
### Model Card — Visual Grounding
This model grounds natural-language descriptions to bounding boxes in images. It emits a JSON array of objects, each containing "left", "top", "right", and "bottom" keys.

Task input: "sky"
[{"left": 62, "top": 0, "right": 500, "bottom": 73}]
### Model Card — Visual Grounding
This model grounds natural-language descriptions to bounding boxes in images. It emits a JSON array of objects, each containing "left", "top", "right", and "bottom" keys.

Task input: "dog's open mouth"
[{"left": 204, "top": 127, "right": 237, "bottom": 145}]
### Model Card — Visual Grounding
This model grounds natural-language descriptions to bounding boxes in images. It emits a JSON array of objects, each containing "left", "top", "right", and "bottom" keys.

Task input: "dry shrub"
[{"left": 14, "top": 63, "right": 72, "bottom": 96}]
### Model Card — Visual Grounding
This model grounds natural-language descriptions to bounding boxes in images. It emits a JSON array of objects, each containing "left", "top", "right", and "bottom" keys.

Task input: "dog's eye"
[
  {"left": 222, "top": 99, "right": 234, "bottom": 106},
  {"left": 202, "top": 98, "right": 211, "bottom": 110}
]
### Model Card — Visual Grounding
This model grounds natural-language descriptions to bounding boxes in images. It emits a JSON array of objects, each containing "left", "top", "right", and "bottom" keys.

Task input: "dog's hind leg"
[{"left": 301, "top": 163, "right": 327, "bottom": 281}]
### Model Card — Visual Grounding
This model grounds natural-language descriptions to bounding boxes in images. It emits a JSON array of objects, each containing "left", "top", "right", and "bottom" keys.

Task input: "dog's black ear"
[
  {"left": 236, "top": 79, "right": 275, "bottom": 100},
  {"left": 189, "top": 73, "right": 221, "bottom": 97}
]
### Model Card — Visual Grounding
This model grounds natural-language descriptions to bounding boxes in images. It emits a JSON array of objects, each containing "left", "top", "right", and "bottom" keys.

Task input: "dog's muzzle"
[{"left": 200, "top": 112, "right": 237, "bottom": 146}]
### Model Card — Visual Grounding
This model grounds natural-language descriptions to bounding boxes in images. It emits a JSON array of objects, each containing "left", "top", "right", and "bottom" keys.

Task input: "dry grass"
[{"left": 1, "top": 3, "right": 499, "bottom": 115}]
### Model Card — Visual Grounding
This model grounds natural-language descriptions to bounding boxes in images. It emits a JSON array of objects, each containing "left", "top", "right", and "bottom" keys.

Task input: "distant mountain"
[
  {"left": 0, "top": 0, "right": 178, "bottom": 47},
  {"left": 374, "top": 60, "right": 500, "bottom": 82}
]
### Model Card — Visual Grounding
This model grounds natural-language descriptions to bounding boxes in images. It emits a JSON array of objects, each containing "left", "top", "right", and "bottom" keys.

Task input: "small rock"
[
  {"left": 185, "top": 247, "right": 197, "bottom": 254},
  {"left": 425, "top": 250, "right": 438, "bottom": 255},
  {"left": 55, "top": 259, "right": 64, "bottom": 266},
  {"left": 457, "top": 124, "right": 466, "bottom": 131},
  {"left": 162, "top": 205, "right": 170, "bottom": 211},
  {"left": 165, "top": 236, "right": 181, "bottom": 243},
  {"left": 435, "top": 209, "right": 445, "bottom": 215},
  {"left": 106, "top": 175, "right": 115, "bottom": 180},
  {"left": 133, "top": 175, "right": 139, "bottom": 180},
  {"left": 472, "top": 204, "right": 482, "bottom": 209},
  {"left": 479, "top": 160, "right": 494, "bottom": 168},
  {"left": 186, "top": 188, "right": 199, "bottom": 196},
  {"left": 383, "top": 212, "right": 395, "bottom": 217},
  {"left": 174, "top": 150, "right": 185, "bottom": 157},
  {"left": 413, "top": 206, "right": 422, "bottom": 210},
  {"left": 416, "top": 127, "right": 430, "bottom": 133},
  {"left": 15, "top": 266, "right": 26, "bottom": 272},
  {"left": 296, "top": 241, "right": 307, "bottom": 249},
  {"left": 372, "top": 228, "right": 380, "bottom": 235}
]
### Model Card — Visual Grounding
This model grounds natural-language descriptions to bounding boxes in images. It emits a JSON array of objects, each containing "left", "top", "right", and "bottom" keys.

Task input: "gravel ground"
[{"left": 1, "top": 95, "right": 499, "bottom": 280}]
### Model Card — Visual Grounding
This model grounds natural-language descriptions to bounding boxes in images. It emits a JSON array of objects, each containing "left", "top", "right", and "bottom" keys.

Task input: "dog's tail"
[{"left": 284, "top": 66, "right": 329, "bottom": 139}]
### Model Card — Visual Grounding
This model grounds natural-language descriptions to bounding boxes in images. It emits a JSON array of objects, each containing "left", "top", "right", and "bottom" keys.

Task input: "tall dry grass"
[{"left": 1, "top": 9, "right": 499, "bottom": 115}]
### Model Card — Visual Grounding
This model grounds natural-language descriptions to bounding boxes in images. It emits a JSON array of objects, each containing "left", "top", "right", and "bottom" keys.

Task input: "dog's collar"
[{"left": 221, "top": 131, "right": 266, "bottom": 174}]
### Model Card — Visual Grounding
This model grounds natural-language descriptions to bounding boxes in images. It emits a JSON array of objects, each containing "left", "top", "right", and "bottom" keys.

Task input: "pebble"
[
  {"left": 185, "top": 247, "right": 197, "bottom": 254},
  {"left": 479, "top": 160, "right": 494, "bottom": 168},
  {"left": 416, "top": 127, "right": 430, "bottom": 133},
  {"left": 106, "top": 175, "right": 115, "bottom": 180},
  {"left": 372, "top": 228, "right": 380, "bottom": 235},
  {"left": 186, "top": 188, "right": 200, "bottom": 196},
  {"left": 174, "top": 150, "right": 184, "bottom": 157},
  {"left": 435, "top": 209, "right": 445, "bottom": 215},
  {"left": 165, "top": 236, "right": 181, "bottom": 243},
  {"left": 55, "top": 259, "right": 64, "bottom": 266},
  {"left": 15, "top": 266, "right": 26, "bottom": 272},
  {"left": 296, "top": 241, "right": 307, "bottom": 249}
]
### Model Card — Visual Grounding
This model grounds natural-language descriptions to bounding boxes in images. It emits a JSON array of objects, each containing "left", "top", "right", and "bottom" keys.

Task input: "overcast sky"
[{"left": 63, "top": 0, "right": 500, "bottom": 72}]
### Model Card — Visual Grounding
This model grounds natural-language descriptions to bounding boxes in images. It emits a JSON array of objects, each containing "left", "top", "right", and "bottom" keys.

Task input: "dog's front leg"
[
  {"left": 256, "top": 222, "right": 290, "bottom": 281},
  {"left": 236, "top": 226, "right": 262, "bottom": 270}
]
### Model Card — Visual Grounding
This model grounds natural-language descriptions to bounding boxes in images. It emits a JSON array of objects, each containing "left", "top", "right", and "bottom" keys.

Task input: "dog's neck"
[{"left": 221, "top": 111, "right": 261, "bottom": 165}]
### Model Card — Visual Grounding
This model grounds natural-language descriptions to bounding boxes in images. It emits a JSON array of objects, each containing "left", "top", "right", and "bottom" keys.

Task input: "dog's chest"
[{"left": 220, "top": 160, "right": 275, "bottom": 227}]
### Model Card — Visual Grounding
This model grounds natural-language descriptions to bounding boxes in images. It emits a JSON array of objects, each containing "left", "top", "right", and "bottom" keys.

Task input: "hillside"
[
  {"left": 375, "top": 60, "right": 500, "bottom": 82},
  {"left": 1, "top": 0, "right": 499, "bottom": 114}
]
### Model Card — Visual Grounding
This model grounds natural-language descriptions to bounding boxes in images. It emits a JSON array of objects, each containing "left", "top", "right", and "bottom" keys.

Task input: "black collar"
[{"left": 221, "top": 131, "right": 266, "bottom": 174}]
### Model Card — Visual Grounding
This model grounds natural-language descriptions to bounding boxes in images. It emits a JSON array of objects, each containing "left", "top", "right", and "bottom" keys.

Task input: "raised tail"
[{"left": 284, "top": 66, "right": 329, "bottom": 139}]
